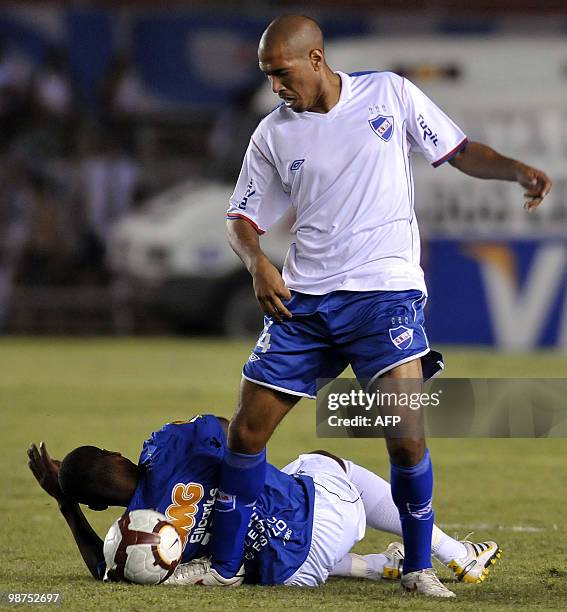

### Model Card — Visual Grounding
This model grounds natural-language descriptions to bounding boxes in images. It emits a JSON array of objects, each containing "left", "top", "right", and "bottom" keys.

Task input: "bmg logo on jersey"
[
  {"left": 165, "top": 482, "right": 204, "bottom": 548},
  {"left": 369, "top": 114, "right": 394, "bottom": 142},
  {"left": 417, "top": 114, "right": 439, "bottom": 146}
]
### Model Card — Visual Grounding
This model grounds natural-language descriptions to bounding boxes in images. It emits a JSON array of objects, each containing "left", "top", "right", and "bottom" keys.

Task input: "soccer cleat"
[
  {"left": 164, "top": 557, "right": 245, "bottom": 587},
  {"left": 401, "top": 568, "right": 456, "bottom": 598},
  {"left": 447, "top": 540, "right": 502, "bottom": 584},
  {"left": 381, "top": 542, "right": 405, "bottom": 580},
  {"left": 346, "top": 541, "right": 405, "bottom": 581}
]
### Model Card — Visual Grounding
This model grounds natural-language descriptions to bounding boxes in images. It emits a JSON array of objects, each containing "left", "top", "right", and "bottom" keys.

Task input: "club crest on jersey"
[
  {"left": 389, "top": 325, "right": 414, "bottom": 350},
  {"left": 369, "top": 114, "right": 394, "bottom": 142}
]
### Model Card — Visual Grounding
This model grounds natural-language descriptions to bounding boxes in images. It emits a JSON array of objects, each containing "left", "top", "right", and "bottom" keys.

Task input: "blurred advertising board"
[{"left": 426, "top": 240, "right": 567, "bottom": 349}]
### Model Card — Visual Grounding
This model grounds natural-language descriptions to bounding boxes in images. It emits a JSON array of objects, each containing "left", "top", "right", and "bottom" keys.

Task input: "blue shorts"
[{"left": 242, "top": 290, "right": 443, "bottom": 399}]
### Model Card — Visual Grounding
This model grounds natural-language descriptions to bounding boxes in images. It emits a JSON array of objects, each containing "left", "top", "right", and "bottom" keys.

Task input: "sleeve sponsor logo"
[
  {"left": 238, "top": 179, "right": 256, "bottom": 210},
  {"left": 417, "top": 114, "right": 439, "bottom": 146}
]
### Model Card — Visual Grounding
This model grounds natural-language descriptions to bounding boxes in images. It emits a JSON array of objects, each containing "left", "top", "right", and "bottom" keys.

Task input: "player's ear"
[{"left": 309, "top": 49, "right": 323, "bottom": 71}]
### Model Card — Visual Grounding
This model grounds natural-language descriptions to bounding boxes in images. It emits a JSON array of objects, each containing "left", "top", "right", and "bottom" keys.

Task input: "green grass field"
[{"left": 1, "top": 338, "right": 566, "bottom": 611}]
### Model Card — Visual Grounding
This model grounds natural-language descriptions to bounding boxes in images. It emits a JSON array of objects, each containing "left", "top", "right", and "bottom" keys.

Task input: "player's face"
[{"left": 259, "top": 46, "right": 322, "bottom": 113}]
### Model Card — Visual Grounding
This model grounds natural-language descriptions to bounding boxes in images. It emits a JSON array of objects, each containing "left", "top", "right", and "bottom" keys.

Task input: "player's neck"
[
  {"left": 118, "top": 463, "right": 141, "bottom": 505},
  {"left": 309, "top": 70, "right": 341, "bottom": 114}
]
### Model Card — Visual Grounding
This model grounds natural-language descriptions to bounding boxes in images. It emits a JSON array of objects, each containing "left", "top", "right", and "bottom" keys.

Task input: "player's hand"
[
  {"left": 27, "top": 442, "right": 66, "bottom": 504},
  {"left": 515, "top": 163, "right": 552, "bottom": 213},
  {"left": 251, "top": 257, "right": 292, "bottom": 322}
]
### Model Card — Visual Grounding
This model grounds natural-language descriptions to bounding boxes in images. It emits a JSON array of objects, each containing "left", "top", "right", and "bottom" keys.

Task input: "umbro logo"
[{"left": 290, "top": 159, "right": 305, "bottom": 171}]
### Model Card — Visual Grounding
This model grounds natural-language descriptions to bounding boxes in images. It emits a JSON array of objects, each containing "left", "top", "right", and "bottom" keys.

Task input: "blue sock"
[
  {"left": 390, "top": 448, "right": 434, "bottom": 574},
  {"left": 211, "top": 448, "right": 266, "bottom": 578}
]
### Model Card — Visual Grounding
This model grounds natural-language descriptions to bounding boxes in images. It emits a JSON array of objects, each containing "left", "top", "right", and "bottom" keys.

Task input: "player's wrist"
[
  {"left": 512, "top": 160, "right": 528, "bottom": 183},
  {"left": 249, "top": 253, "right": 271, "bottom": 276}
]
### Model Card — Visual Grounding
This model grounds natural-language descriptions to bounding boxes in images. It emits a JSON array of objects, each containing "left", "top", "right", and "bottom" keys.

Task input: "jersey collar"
[
  {"left": 302, "top": 71, "right": 352, "bottom": 120},
  {"left": 336, "top": 71, "right": 353, "bottom": 104}
]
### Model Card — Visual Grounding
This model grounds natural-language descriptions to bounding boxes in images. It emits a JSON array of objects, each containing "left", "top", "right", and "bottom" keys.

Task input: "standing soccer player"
[{"left": 211, "top": 15, "right": 551, "bottom": 597}]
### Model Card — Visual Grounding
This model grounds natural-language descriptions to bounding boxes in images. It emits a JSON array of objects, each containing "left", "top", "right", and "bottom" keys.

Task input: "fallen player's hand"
[
  {"left": 515, "top": 163, "right": 552, "bottom": 213},
  {"left": 27, "top": 442, "right": 66, "bottom": 504},
  {"left": 252, "top": 257, "right": 292, "bottom": 322}
]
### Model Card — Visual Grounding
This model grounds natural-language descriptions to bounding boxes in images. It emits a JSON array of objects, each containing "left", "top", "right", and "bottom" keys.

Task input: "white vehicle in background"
[
  {"left": 108, "top": 35, "right": 565, "bottom": 336},
  {"left": 107, "top": 181, "right": 293, "bottom": 336}
]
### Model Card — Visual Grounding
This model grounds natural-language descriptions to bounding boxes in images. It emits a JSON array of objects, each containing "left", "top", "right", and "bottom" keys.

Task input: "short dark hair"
[{"left": 58, "top": 446, "right": 122, "bottom": 507}]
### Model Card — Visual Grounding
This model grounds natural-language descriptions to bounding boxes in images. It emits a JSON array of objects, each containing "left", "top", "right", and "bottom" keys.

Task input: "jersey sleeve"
[
  {"left": 137, "top": 415, "right": 225, "bottom": 475},
  {"left": 401, "top": 77, "right": 468, "bottom": 167},
  {"left": 226, "top": 128, "right": 291, "bottom": 234},
  {"left": 128, "top": 415, "right": 224, "bottom": 513}
]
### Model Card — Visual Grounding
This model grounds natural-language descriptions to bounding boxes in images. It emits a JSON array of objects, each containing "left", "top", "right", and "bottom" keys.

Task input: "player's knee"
[
  {"left": 227, "top": 421, "right": 270, "bottom": 454},
  {"left": 387, "top": 439, "right": 425, "bottom": 467}
]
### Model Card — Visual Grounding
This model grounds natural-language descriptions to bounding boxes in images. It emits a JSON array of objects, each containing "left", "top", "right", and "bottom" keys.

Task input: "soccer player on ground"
[
  {"left": 214, "top": 15, "right": 551, "bottom": 598},
  {"left": 27, "top": 415, "right": 501, "bottom": 586}
]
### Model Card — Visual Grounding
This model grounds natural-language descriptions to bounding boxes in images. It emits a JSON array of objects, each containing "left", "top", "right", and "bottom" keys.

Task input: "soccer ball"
[{"left": 103, "top": 509, "right": 183, "bottom": 584}]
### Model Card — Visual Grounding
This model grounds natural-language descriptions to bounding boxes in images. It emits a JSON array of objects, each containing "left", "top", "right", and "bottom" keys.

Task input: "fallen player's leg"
[
  {"left": 329, "top": 541, "right": 404, "bottom": 580},
  {"left": 329, "top": 460, "right": 502, "bottom": 584}
]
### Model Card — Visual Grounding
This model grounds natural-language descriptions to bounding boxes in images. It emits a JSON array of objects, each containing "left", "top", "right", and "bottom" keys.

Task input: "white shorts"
[{"left": 281, "top": 453, "right": 366, "bottom": 587}]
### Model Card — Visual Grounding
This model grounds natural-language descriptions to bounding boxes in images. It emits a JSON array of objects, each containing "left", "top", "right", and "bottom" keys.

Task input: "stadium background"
[{"left": 1, "top": 1, "right": 566, "bottom": 610}]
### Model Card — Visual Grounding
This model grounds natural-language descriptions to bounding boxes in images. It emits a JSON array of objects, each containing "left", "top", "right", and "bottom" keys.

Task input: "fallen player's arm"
[
  {"left": 57, "top": 499, "right": 105, "bottom": 580},
  {"left": 27, "top": 442, "right": 105, "bottom": 580},
  {"left": 449, "top": 141, "right": 551, "bottom": 212}
]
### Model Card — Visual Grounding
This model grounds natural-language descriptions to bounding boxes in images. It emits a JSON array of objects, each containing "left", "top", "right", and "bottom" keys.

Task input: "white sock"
[
  {"left": 431, "top": 525, "right": 467, "bottom": 563},
  {"left": 344, "top": 460, "right": 467, "bottom": 564},
  {"left": 329, "top": 553, "right": 388, "bottom": 580}
]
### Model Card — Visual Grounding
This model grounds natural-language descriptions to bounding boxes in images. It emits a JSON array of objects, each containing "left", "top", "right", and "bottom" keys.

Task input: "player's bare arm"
[
  {"left": 226, "top": 218, "right": 292, "bottom": 321},
  {"left": 449, "top": 141, "right": 552, "bottom": 211},
  {"left": 27, "top": 442, "right": 105, "bottom": 579}
]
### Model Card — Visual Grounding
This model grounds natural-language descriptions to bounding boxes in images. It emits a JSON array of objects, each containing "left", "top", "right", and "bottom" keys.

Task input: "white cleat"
[
  {"left": 164, "top": 557, "right": 244, "bottom": 587},
  {"left": 401, "top": 568, "right": 456, "bottom": 598},
  {"left": 448, "top": 540, "right": 502, "bottom": 584}
]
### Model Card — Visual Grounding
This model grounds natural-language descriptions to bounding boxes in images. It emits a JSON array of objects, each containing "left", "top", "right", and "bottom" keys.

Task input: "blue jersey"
[
  {"left": 127, "top": 415, "right": 224, "bottom": 561},
  {"left": 126, "top": 415, "right": 315, "bottom": 584}
]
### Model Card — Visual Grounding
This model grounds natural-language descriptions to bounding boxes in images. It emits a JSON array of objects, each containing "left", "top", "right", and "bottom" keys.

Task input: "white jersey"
[{"left": 227, "top": 71, "right": 467, "bottom": 295}]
